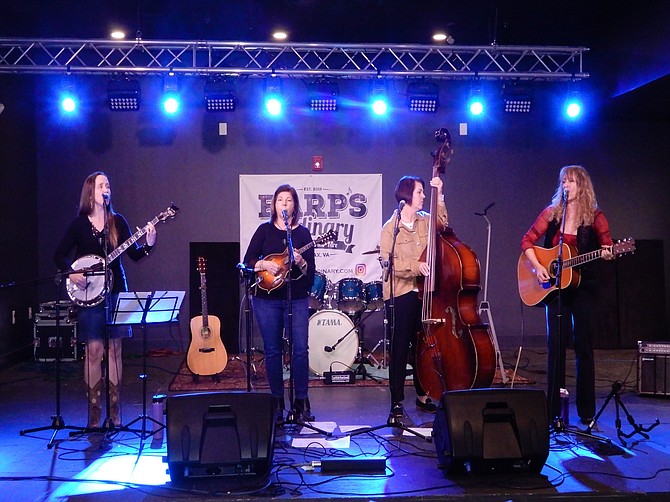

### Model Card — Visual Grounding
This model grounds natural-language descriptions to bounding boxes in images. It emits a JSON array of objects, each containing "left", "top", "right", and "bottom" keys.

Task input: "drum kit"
[{"left": 307, "top": 246, "right": 387, "bottom": 378}]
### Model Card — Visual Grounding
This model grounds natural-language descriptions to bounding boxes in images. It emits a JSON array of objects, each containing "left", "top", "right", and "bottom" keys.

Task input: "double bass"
[{"left": 416, "top": 128, "right": 497, "bottom": 399}]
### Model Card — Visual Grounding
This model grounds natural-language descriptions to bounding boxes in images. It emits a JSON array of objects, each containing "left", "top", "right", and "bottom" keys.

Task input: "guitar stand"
[{"left": 586, "top": 380, "right": 660, "bottom": 446}]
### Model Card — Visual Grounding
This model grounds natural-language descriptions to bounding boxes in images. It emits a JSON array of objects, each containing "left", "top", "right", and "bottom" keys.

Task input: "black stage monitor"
[{"left": 166, "top": 391, "right": 275, "bottom": 484}]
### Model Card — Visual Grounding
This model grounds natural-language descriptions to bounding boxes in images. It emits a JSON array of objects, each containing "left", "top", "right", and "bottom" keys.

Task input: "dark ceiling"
[{"left": 2, "top": 0, "right": 669, "bottom": 118}]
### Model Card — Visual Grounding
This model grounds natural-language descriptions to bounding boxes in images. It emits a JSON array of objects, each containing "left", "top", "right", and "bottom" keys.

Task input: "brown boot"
[
  {"left": 87, "top": 381, "right": 102, "bottom": 429},
  {"left": 109, "top": 382, "right": 121, "bottom": 426}
]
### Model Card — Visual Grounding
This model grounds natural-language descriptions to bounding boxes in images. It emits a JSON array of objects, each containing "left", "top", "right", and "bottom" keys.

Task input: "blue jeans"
[{"left": 252, "top": 296, "right": 310, "bottom": 400}]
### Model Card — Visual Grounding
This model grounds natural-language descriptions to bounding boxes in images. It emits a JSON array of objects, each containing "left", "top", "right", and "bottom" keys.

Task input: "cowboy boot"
[
  {"left": 109, "top": 382, "right": 121, "bottom": 426},
  {"left": 87, "top": 381, "right": 102, "bottom": 429}
]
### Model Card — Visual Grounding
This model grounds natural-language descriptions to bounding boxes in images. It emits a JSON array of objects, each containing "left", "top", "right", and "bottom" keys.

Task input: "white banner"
[{"left": 239, "top": 174, "right": 383, "bottom": 285}]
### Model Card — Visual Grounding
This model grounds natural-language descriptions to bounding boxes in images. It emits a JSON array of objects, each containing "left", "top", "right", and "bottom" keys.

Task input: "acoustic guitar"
[
  {"left": 517, "top": 238, "right": 635, "bottom": 307},
  {"left": 187, "top": 257, "right": 228, "bottom": 375},
  {"left": 256, "top": 230, "right": 337, "bottom": 292}
]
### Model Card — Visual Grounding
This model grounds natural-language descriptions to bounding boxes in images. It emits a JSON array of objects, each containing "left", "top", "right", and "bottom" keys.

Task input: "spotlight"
[
  {"left": 307, "top": 80, "right": 338, "bottom": 111},
  {"left": 264, "top": 77, "right": 284, "bottom": 116},
  {"left": 502, "top": 83, "right": 532, "bottom": 113},
  {"left": 107, "top": 78, "right": 140, "bottom": 111},
  {"left": 370, "top": 79, "right": 389, "bottom": 115},
  {"left": 468, "top": 86, "right": 485, "bottom": 116},
  {"left": 564, "top": 92, "right": 583, "bottom": 119},
  {"left": 407, "top": 81, "right": 439, "bottom": 112},
  {"left": 59, "top": 83, "right": 78, "bottom": 114},
  {"left": 204, "top": 78, "right": 237, "bottom": 111},
  {"left": 162, "top": 73, "right": 180, "bottom": 115}
]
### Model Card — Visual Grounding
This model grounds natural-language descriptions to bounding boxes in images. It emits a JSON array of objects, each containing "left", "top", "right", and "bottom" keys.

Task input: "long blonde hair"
[{"left": 549, "top": 165, "right": 599, "bottom": 226}]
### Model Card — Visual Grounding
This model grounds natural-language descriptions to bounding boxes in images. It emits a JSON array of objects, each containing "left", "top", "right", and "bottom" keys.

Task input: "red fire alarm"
[{"left": 312, "top": 155, "right": 323, "bottom": 171}]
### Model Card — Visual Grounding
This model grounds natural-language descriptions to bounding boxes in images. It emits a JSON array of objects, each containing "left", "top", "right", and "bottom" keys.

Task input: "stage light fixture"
[
  {"left": 162, "top": 73, "right": 180, "bottom": 115},
  {"left": 502, "top": 83, "right": 532, "bottom": 113},
  {"left": 107, "top": 78, "right": 140, "bottom": 111},
  {"left": 264, "top": 77, "right": 284, "bottom": 116},
  {"left": 407, "top": 81, "right": 439, "bottom": 112},
  {"left": 58, "top": 82, "right": 78, "bottom": 114},
  {"left": 468, "top": 86, "right": 485, "bottom": 116},
  {"left": 204, "top": 79, "right": 237, "bottom": 111},
  {"left": 307, "top": 80, "right": 338, "bottom": 111},
  {"left": 564, "top": 91, "right": 583, "bottom": 119},
  {"left": 370, "top": 79, "right": 389, "bottom": 115}
]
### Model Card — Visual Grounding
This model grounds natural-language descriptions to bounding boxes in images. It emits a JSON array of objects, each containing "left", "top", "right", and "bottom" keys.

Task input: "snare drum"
[
  {"left": 308, "top": 310, "right": 359, "bottom": 375},
  {"left": 363, "top": 281, "right": 384, "bottom": 311},
  {"left": 309, "top": 271, "right": 328, "bottom": 310},
  {"left": 336, "top": 278, "right": 365, "bottom": 314}
]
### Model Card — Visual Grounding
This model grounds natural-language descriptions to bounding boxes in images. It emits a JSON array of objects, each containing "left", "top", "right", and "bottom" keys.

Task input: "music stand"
[{"left": 111, "top": 291, "right": 184, "bottom": 442}]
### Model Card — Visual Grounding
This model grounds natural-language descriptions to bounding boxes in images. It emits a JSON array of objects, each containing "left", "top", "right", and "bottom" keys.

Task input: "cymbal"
[{"left": 362, "top": 246, "right": 380, "bottom": 255}]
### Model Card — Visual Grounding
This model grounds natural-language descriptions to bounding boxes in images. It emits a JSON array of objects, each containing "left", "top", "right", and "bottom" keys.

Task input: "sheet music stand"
[{"left": 110, "top": 291, "right": 184, "bottom": 441}]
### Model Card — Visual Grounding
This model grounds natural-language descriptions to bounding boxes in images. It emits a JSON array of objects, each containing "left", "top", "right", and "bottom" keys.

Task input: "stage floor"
[{"left": 1, "top": 345, "right": 669, "bottom": 501}]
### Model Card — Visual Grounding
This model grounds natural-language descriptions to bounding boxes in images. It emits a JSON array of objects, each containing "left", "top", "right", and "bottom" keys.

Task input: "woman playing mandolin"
[
  {"left": 243, "top": 184, "right": 316, "bottom": 425},
  {"left": 54, "top": 171, "right": 157, "bottom": 429},
  {"left": 380, "top": 175, "right": 448, "bottom": 423},
  {"left": 521, "top": 165, "right": 613, "bottom": 427}
]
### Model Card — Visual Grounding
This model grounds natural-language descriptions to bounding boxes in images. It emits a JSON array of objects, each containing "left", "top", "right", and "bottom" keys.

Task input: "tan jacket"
[{"left": 379, "top": 203, "right": 448, "bottom": 301}]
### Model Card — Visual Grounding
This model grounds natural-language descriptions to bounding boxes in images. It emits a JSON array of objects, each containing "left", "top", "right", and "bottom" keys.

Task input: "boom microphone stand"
[{"left": 19, "top": 273, "right": 87, "bottom": 448}]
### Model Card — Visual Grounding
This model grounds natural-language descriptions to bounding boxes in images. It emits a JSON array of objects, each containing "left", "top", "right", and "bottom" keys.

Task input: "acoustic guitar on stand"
[
  {"left": 256, "top": 230, "right": 338, "bottom": 292},
  {"left": 517, "top": 238, "right": 635, "bottom": 307},
  {"left": 187, "top": 257, "right": 228, "bottom": 375}
]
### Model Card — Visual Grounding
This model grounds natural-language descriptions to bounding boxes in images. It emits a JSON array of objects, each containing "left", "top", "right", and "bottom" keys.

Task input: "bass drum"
[{"left": 308, "top": 310, "right": 359, "bottom": 376}]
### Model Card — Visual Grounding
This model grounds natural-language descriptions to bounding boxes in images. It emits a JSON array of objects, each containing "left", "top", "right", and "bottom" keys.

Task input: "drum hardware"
[{"left": 350, "top": 312, "right": 382, "bottom": 382}]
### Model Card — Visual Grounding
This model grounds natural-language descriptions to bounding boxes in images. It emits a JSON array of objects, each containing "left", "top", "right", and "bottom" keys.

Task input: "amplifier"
[
  {"left": 33, "top": 321, "right": 80, "bottom": 362},
  {"left": 638, "top": 341, "right": 670, "bottom": 396}
]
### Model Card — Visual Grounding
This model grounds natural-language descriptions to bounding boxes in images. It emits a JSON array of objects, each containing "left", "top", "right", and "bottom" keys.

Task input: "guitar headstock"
[
  {"left": 316, "top": 229, "right": 338, "bottom": 246},
  {"left": 431, "top": 127, "right": 453, "bottom": 178},
  {"left": 196, "top": 256, "right": 207, "bottom": 274},
  {"left": 612, "top": 237, "right": 636, "bottom": 257},
  {"left": 158, "top": 203, "right": 180, "bottom": 223}
]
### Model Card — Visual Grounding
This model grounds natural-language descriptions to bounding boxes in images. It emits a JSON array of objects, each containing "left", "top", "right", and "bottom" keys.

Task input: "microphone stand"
[
  {"left": 281, "top": 212, "right": 328, "bottom": 436},
  {"left": 239, "top": 267, "right": 261, "bottom": 392}
]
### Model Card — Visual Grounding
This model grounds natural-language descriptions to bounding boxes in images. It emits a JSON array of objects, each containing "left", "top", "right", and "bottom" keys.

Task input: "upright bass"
[{"left": 416, "top": 128, "right": 497, "bottom": 399}]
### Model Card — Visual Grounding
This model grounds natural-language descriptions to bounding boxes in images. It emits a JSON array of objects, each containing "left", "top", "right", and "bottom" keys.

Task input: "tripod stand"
[
  {"left": 238, "top": 267, "right": 264, "bottom": 391},
  {"left": 113, "top": 291, "right": 183, "bottom": 442},
  {"left": 586, "top": 380, "right": 660, "bottom": 446},
  {"left": 475, "top": 202, "right": 508, "bottom": 385},
  {"left": 19, "top": 272, "right": 87, "bottom": 448},
  {"left": 348, "top": 310, "right": 381, "bottom": 382}
]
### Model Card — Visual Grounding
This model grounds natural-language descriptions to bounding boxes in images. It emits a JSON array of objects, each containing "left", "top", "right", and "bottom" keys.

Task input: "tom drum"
[
  {"left": 363, "top": 281, "right": 384, "bottom": 311},
  {"left": 336, "top": 278, "right": 365, "bottom": 314},
  {"left": 309, "top": 271, "right": 329, "bottom": 310}
]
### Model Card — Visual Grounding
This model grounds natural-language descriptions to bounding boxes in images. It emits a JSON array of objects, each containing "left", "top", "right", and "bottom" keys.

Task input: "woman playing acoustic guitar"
[{"left": 521, "top": 165, "right": 613, "bottom": 427}]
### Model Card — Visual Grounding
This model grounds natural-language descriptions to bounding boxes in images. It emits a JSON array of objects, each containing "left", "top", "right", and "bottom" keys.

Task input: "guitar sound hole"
[{"left": 201, "top": 327, "right": 211, "bottom": 339}]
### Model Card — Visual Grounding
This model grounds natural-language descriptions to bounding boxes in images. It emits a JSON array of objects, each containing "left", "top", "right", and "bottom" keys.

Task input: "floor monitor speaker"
[
  {"left": 433, "top": 388, "right": 549, "bottom": 474},
  {"left": 166, "top": 391, "right": 274, "bottom": 484}
]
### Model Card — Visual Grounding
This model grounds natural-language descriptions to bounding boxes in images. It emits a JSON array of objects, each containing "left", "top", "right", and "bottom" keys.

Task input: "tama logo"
[{"left": 317, "top": 318, "right": 342, "bottom": 326}]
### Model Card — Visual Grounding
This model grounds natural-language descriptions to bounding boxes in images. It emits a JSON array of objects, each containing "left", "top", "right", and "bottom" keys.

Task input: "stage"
[{"left": 2, "top": 345, "right": 669, "bottom": 501}]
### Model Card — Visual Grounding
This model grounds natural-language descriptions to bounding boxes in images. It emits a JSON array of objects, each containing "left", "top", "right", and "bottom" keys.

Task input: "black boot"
[
  {"left": 272, "top": 396, "right": 285, "bottom": 426},
  {"left": 294, "top": 398, "right": 315, "bottom": 422}
]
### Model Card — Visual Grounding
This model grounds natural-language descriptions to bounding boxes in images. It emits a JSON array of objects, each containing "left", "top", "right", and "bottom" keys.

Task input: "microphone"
[
  {"left": 562, "top": 189, "right": 569, "bottom": 202},
  {"left": 102, "top": 193, "right": 110, "bottom": 205},
  {"left": 236, "top": 262, "right": 254, "bottom": 272},
  {"left": 398, "top": 200, "right": 406, "bottom": 212},
  {"left": 281, "top": 209, "right": 289, "bottom": 222},
  {"left": 324, "top": 345, "right": 334, "bottom": 353}
]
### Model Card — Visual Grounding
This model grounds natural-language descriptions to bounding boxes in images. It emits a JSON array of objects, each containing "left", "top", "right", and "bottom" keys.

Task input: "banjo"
[{"left": 66, "top": 204, "right": 178, "bottom": 307}]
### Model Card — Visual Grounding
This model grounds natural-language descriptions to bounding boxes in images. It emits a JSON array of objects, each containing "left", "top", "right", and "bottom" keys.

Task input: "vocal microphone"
[
  {"left": 324, "top": 345, "right": 334, "bottom": 353},
  {"left": 281, "top": 209, "right": 289, "bottom": 221},
  {"left": 102, "top": 193, "right": 110, "bottom": 205},
  {"left": 398, "top": 200, "right": 406, "bottom": 212},
  {"left": 236, "top": 262, "right": 255, "bottom": 273},
  {"left": 562, "top": 189, "right": 569, "bottom": 201}
]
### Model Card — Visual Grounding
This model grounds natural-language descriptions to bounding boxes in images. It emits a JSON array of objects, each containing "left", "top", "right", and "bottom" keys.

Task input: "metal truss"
[{"left": 0, "top": 38, "right": 588, "bottom": 81}]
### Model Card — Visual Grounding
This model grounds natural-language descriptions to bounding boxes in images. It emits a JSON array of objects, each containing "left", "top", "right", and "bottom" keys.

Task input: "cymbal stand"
[
  {"left": 475, "top": 202, "right": 507, "bottom": 384},
  {"left": 367, "top": 255, "right": 389, "bottom": 368},
  {"left": 586, "top": 380, "right": 660, "bottom": 446},
  {"left": 238, "top": 269, "right": 264, "bottom": 391},
  {"left": 349, "top": 311, "right": 381, "bottom": 382}
]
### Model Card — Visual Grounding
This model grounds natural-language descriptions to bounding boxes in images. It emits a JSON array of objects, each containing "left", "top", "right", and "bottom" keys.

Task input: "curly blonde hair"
[{"left": 549, "top": 165, "right": 599, "bottom": 226}]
